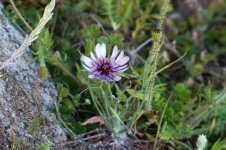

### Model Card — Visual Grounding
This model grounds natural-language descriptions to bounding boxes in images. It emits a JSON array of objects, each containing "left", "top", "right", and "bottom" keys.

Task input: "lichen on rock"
[{"left": 0, "top": 4, "right": 66, "bottom": 149}]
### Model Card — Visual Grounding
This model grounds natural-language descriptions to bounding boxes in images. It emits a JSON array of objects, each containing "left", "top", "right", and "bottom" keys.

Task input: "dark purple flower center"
[{"left": 97, "top": 60, "right": 112, "bottom": 75}]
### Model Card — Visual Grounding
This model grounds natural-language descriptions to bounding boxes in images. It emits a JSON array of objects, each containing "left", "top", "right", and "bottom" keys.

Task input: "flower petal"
[
  {"left": 95, "top": 43, "right": 102, "bottom": 58},
  {"left": 100, "top": 43, "right": 106, "bottom": 58},
  {"left": 114, "top": 65, "right": 127, "bottom": 70},
  {"left": 110, "top": 45, "right": 119, "bottom": 60},
  {"left": 116, "top": 56, "right": 129, "bottom": 66},
  {"left": 113, "top": 76, "right": 121, "bottom": 81},
  {"left": 118, "top": 67, "right": 128, "bottom": 73},
  {"left": 88, "top": 75, "right": 95, "bottom": 79},
  {"left": 82, "top": 64, "right": 93, "bottom": 72},
  {"left": 90, "top": 52, "right": 96, "bottom": 60},
  {"left": 81, "top": 55, "right": 93, "bottom": 67},
  {"left": 115, "top": 51, "right": 124, "bottom": 63}
]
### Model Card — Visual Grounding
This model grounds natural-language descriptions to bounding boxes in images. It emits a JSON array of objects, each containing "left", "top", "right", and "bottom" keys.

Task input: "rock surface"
[{"left": 0, "top": 4, "right": 66, "bottom": 149}]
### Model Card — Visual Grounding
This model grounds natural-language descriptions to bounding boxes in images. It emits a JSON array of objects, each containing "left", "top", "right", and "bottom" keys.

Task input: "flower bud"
[
  {"left": 152, "top": 28, "right": 162, "bottom": 41},
  {"left": 196, "top": 134, "right": 207, "bottom": 150}
]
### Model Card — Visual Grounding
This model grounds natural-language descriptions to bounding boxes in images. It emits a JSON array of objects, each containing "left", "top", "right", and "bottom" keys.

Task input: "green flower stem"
[
  {"left": 100, "top": 82, "right": 126, "bottom": 142},
  {"left": 100, "top": 82, "right": 111, "bottom": 119},
  {"left": 89, "top": 89, "right": 103, "bottom": 116}
]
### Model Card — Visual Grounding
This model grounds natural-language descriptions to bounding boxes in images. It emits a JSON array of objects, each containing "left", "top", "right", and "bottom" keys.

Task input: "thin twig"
[
  {"left": 131, "top": 38, "right": 153, "bottom": 54},
  {"left": 91, "top": 15, "right": 107, "bottom": 35},
  {"left": 59, "top": 133, "right": 106, "bottom": 146},
  {"left": 9, "top": 0, "right": 33, "bottom": 31},
  {"left": 156, "top": 52, "right": 186, "bottom": 75},
  {"left": 172, "top": 141, "right": 193, "bottom": 150}
]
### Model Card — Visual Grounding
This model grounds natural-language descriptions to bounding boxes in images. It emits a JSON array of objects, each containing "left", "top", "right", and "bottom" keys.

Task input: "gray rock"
[{"left": 0, "top": 5, "right": 67, "bottom": 149}]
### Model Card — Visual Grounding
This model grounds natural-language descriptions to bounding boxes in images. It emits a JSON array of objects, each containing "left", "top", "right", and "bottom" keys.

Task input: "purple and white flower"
[{"left": 81, "top": 43, "right": 129, "bottom": 82}]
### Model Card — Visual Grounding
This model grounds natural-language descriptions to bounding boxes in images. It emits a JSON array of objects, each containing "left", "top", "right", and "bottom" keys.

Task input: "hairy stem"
[
  {"left": 144, "top": 0, "right": 168, "bottom": 111},
  {"left": 145, "top": 40, "right": 161, "bottom": 110}
]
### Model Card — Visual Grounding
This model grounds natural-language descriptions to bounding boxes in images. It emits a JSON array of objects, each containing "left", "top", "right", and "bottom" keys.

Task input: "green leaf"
[
  {"left": 211, "top": 138, "right": 226, "bottom": 150},
  {"left": 53, "top": 51, "right": 67, "bottom": 62},
  {"left": 59, "top": 87, "right": 70, "bottom": 98},
  {"left": 40, "top": 66, "right": 48, "bottom": 79},
  {"left": 145, "top": 132, "right": 155, "bottom": 142},
  {"left": 109, "top": 33, "right": 124, "bottom": 46},
  {"left": 159, "top": 124, "right": 180, "bottom": 140},
  {"left": 74, "top": 0, "right": 91, "bottom": 12},
  {"left": 190, "top": 63, "right": 204, "bottom": 76},
  {"left": 81, "top": 24, "right": 100, "bottom": 39},
  {"left": 28, "top": 115, "right": 40, "bottom": 136},
  {"left": 127, "top": 89, "right": 145, "bottom": 100},
  {"left": 97, "top": 36, "right": 109, "bottom": 44},
  {"left": 104, "top": 0, "right": 134, "bottom": 30},
  {"left": 85, "top": 39, "right": 95, "bottom": 56},
  {"left": 60, "top": 99, "right": 75, "bottom": 114},
  {"left": 160, "top": 123, "right": 192, "bottom": 140},
  {"left": 175, "top": 83, "right": 191, "bottom": 102},
  {"left": 34, "top": 141, "right": 52, "bottom": 150},
  {"left": 116, "top": 85, "right": 127, "bottom": 102}
]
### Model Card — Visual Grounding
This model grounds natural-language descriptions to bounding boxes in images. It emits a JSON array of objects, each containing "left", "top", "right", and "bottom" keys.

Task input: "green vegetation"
[{"left": 3, "top": 0, "right": 226, "bottom": 149}]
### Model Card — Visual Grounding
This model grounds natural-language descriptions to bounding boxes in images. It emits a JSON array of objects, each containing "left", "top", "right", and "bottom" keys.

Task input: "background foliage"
[{"left": 3, "top": 0, "right": 226, "bottom": 149}]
